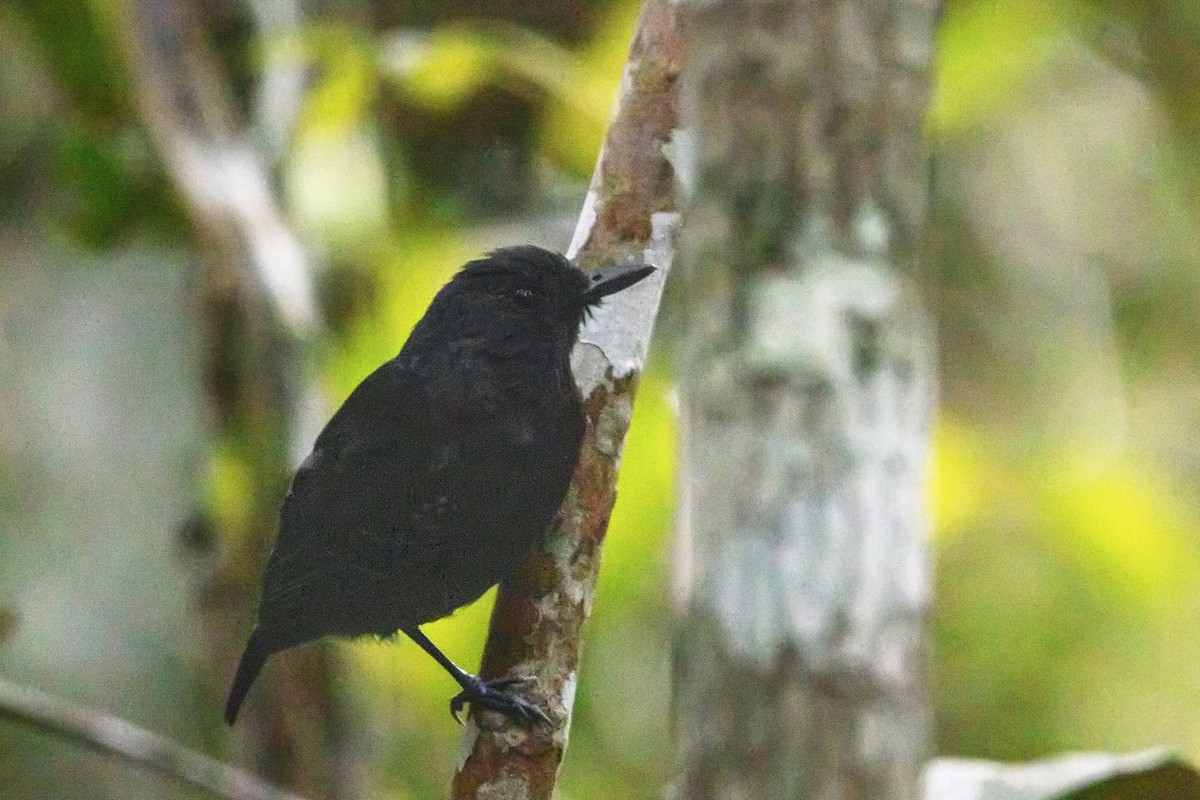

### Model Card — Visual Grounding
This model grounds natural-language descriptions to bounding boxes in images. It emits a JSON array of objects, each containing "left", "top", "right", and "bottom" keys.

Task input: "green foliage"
[
  {"left": 375, "top": 16, "right": 629, "bottom": 175},
  {"left": 0, "top": 0, "right": 184, "bottom": 244},
  {"left": 7, "top": 0, "right": 128, "bottom": 119},
  {"left": 932, "top": 426, "right": 1200, "bottom": 760},
  {"left": 4, "top": 0, "right": 1200, "bottom": 797},
  {"left": 934, "top": 0, "right": 1073, "bottom": 133},
  {"left": 928, "top": 0, "right": 1200, "bottom": 768}
]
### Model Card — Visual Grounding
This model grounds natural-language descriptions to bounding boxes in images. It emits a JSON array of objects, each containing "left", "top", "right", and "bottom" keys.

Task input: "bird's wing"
[{"left": 256, "top": 359, "right": 433, "bottom": 615}]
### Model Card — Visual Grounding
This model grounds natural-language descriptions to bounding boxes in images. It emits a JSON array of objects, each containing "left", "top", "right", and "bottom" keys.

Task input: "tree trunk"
[
  {"left": 450, "top": 1, "right": 682, "bottom": 798},
  {"left": 673, "top": 1, "right": 939, "bottom": 799}
]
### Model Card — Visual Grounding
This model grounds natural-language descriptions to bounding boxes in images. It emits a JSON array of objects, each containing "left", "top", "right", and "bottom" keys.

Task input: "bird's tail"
[{"left": 225, "top": 627, "right": 270, "bottom": 725}]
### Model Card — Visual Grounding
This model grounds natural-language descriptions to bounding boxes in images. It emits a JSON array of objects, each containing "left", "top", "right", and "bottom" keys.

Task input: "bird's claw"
[{"left": 450, "top": 675, "right": 551, "bottom": 728}]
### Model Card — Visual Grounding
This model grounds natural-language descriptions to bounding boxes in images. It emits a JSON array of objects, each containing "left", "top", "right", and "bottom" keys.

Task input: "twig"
[
  {"left": 449, "top": 1, "right": 682, "bottom": 798},
  {"left": 118, "top": 0, "right": 320, "bottom": 338},
  {"left": 110, "top": 3, "right": 346, "bottom": 796},
  {"left": 0, "top": 676, "right": 309, "bottom": 800}
]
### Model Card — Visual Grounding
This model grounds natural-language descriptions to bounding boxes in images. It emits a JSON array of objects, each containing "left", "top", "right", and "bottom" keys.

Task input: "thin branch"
[
  {"left": 246, "top": 0, "right": 309, "bottom": 161},
  {"left": 449, "top": 1, "right": 682, "bottom": 798},
  {"left": 112, "top": 3, "right": 347, "bottom": 796},
  {"left": 118, "top": 0, "right": 320, "bottom": 338},
  {"left": 0, "top": 677, "right": 309, "bottom": 800}
]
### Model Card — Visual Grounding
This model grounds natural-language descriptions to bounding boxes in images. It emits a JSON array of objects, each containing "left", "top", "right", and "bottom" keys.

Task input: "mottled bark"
[
  {"left": 673, "top": 1, "right": 938, "bottom": 799},
  {"left": 114, "top": 2, "right": 349, "bottom": 797},
  {"left": 449, "top": 2, "right": 682, "bottom": 798}
]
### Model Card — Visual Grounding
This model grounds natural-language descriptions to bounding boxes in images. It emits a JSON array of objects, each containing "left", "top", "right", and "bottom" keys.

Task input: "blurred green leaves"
[
  {"left": 935, "top": 0, "right": 1072, "bottom": 134},
  {"left": 931, "top": 422, "right": 1200, "bottom": 611},
  {"left": 932, "top": 418, "right": 1200, "bottom": 760},
  {"left": 4, "top": 0, "right": 1200, "bottom": 797},
  {"left": 377, "top": 20, "right": 619, "bottom": 176},
  {"left": 9, "top": 0, "right": 128, "bottom": 119},
  {"left": 1041, "top": 456, "right": 1199, "bottom": 608},
  {"left": 931, "top": 0, "right": 1200, "bottom": 762},
  {"left": 258, "top": 15, "right": 627, "bottom": 257},
  {"left": 0, "top": 0, "right": 182, "bottom": 244},
  {"left": 285, "top": 127, "right": 391, "bottom": 253}
]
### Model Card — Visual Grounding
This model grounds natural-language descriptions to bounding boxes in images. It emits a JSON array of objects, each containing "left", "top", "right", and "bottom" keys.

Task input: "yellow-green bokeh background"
[{"left": 1, "top": 0, "right": 1199, "bottom": 798}]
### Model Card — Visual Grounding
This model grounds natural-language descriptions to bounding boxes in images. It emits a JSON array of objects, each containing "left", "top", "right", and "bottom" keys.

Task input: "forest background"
[{"left": 1, "top": 0, "right": 1198, "bottom": 798}]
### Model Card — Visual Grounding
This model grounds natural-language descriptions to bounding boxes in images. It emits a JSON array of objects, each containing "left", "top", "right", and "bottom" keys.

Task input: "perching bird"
[{"left": 225, "top": 245, "right": 654, "bottom": 726}]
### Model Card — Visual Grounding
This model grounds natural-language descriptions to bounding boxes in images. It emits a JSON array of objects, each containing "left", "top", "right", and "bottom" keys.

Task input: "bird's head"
[{"left": 423, "top": 246, "right": 655, "bottom": 358}]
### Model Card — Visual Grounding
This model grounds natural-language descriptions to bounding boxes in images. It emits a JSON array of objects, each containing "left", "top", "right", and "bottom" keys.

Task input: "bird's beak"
[{"left": 581, "top": 262, "right": 656, "bottom": 305}]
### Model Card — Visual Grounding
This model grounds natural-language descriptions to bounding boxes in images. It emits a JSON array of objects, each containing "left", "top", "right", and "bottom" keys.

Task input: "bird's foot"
[{"left": 450, "top": 674, "right": 551, "bottom": 727}]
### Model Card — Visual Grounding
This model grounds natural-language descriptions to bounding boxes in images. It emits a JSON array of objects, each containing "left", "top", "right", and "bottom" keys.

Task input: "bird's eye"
[{"left": 512, "top": 288, "right": 537, "bottom": 308}]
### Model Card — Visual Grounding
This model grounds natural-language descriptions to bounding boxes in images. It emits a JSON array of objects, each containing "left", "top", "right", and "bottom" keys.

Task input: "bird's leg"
[{"left": 402, "top": 627, "right": 551, "bottom": 727}]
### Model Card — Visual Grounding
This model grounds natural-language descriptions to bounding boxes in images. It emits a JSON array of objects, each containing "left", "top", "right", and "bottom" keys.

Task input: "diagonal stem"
[
  {"left": 449, "top": 1, "right": 683, "bottom": 798},
  {"left": 0, "top": 677, "right": 309, "bottom": 800}
]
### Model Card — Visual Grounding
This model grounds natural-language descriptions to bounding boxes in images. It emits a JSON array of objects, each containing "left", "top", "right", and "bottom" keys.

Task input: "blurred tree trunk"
[
  {"left": 114, "top": 1, "right": 353, "bottom": 797},
  {"left": 673, "top": 1, "right": 938, "bottom": 799}
]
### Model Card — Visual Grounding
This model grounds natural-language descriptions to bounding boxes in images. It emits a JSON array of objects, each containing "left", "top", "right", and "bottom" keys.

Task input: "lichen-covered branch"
[
  {"left": 0, "top": 677, "right": 309, "bottom": 800},
  {"left": 673, "top": 0, "right": 939, "bottom": 799},
  {"left": 449, "top": 2, "right": 681, "bottom": 798}
]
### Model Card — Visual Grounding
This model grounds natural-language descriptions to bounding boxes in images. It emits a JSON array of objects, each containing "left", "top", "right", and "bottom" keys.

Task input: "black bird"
[{"left": 225, "top": 245, "right": 654, "bottom": 727}]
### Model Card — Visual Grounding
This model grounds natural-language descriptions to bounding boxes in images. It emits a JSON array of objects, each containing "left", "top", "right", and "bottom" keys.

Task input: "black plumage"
[{"left": 225, "top": 245, "right": 654, "bottom": 726}]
